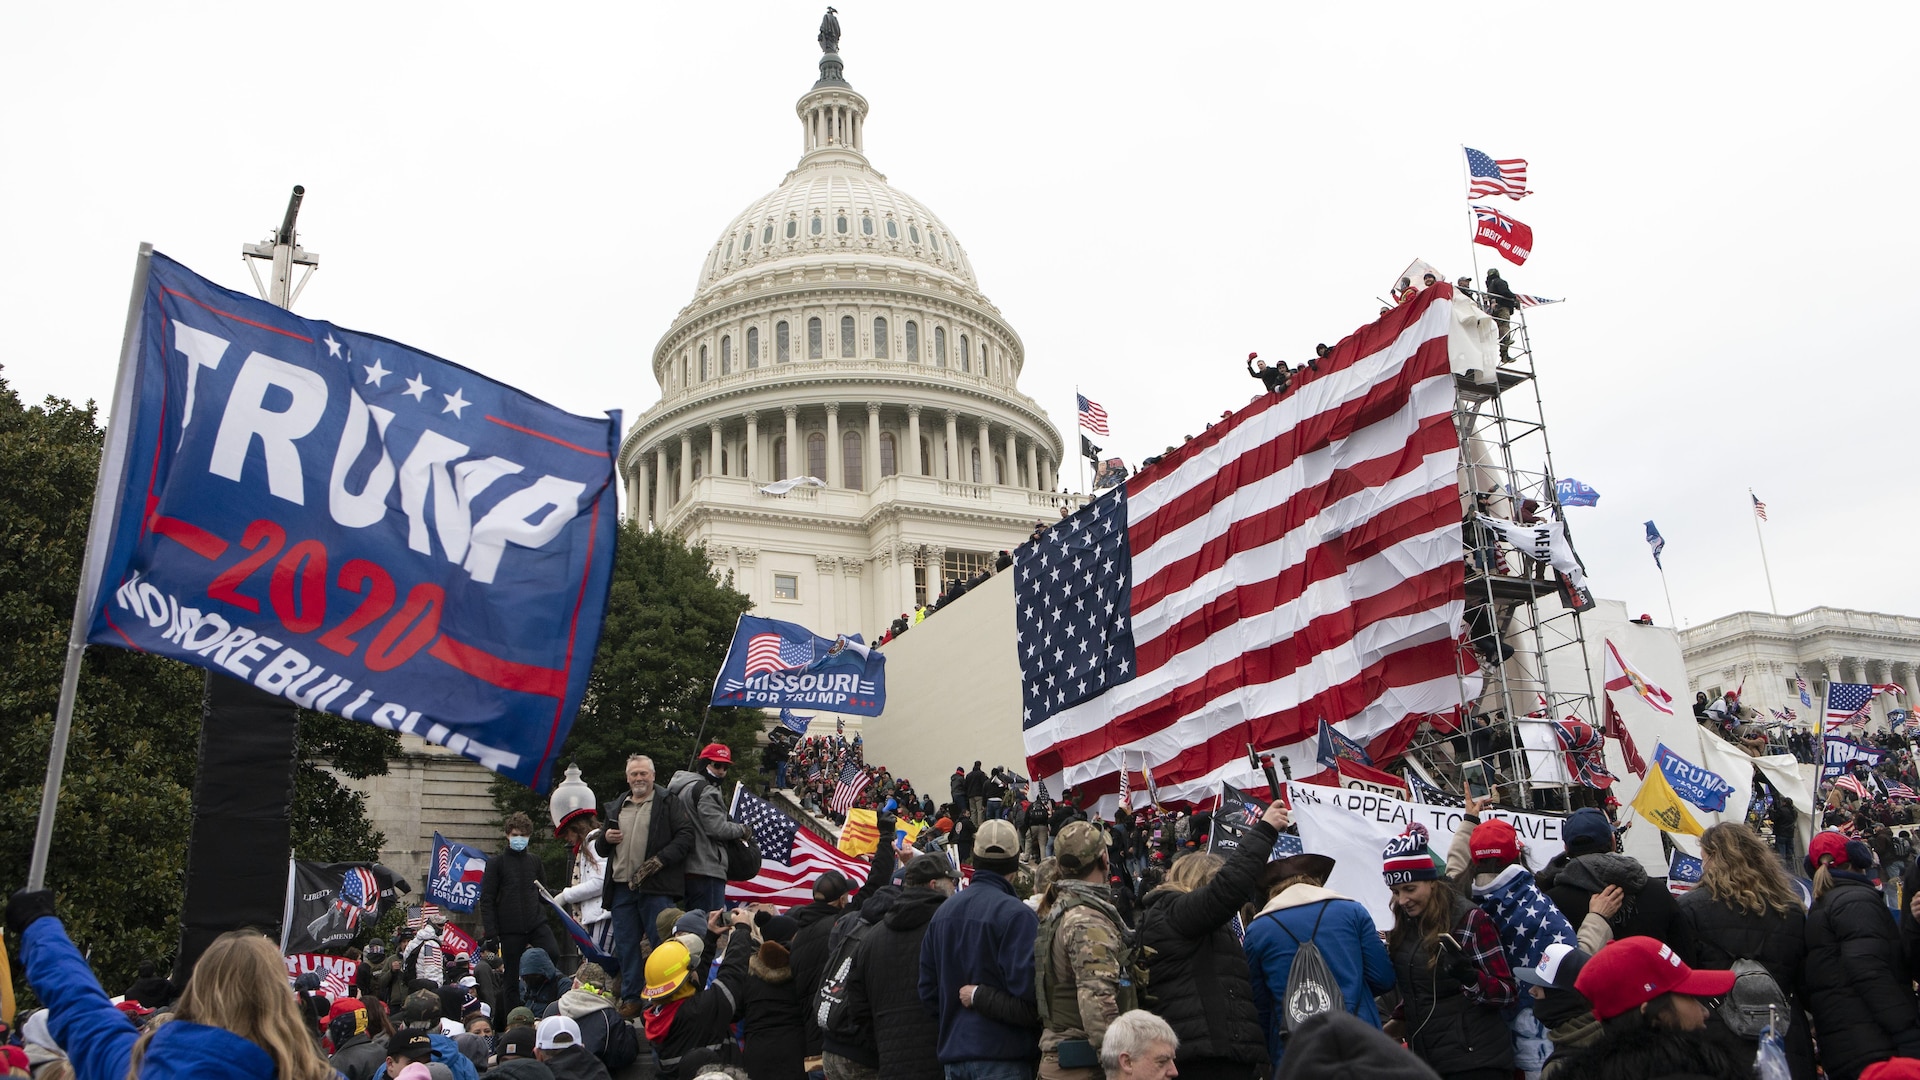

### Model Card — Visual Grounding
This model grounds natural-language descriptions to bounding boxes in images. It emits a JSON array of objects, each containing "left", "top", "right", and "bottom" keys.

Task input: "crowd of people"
[
  {"left": 26, "top": 723, "right": 1920, "bottom": 1080},
  {"left": 874, "top": 550, "right": 1016, "bottom": 647}
]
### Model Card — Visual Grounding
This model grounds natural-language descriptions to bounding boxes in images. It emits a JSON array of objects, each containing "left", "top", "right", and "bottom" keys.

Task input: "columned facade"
[{"left": 1680, "top": 607, "right": 1920, "bottom": 729}]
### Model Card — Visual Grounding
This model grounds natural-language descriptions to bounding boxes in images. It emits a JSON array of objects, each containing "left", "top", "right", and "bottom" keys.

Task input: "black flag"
[
  {"left": 282, "top": 861, "right": 410, "bottom": 954},
  {"left": 1080, "top": 434, "right": 1102, "bottom": 463}
]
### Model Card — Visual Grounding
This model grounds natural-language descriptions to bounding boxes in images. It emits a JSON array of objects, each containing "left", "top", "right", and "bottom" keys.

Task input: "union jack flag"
[
  {"left": 1464, "top": 147, "right": 1531, "bottom": 200},
  {"left": 745, "top": 632, "right": 813, "bottom": 676}
]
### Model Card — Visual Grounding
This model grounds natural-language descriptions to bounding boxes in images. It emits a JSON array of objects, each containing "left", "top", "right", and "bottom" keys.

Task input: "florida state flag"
[{"left": 1472, "top": 205, "right": 1534, "bottom": 265}]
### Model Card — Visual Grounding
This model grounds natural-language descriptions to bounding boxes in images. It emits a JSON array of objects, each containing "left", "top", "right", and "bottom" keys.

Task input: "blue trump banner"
[
  {"left": 1554, "top": 478, "right": 1600, "bottom": 507},
  {"left": 426, "top": 832, "right": 489, "bottom": 913},
  {"left": 1823, "top": 735, "right": 1885, "bottom": 779},
  {"left": 87, "top": 253, "right": 618, "bottom": 789},
  {"left": 1651, "top": 742, "right": 1736, "bottom": 812},
  {"left": 711, "top": 615, "right": 886, "bottom": 714},
  {"left": 1667, "top": 849, "right": 1704, "bottom": 896}
]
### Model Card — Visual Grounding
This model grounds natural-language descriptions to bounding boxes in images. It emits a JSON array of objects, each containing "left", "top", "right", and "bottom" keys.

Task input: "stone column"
[
  {"left": 866, "top": 402, "right": 881, "bottom": 489},
  {"left": 825, "top": 403, "right": 842, "bottom": 487},
  {"left": 1005, "top": 429, "right": 1018, "bottom": 487},
  {"left": 708, "top": 422, "right": 723, "bottom": 480},
  {"left": 907, "top": 405, "right": 923, "bottom": 476},
  {"left": 679, "top": 431, "right": 693, "bottom": 499},
  {"left": 976, "top": 417, "right": 991, "bottom": 484},
  {"left": 927, "top": 545, "right": 947, "bottom": 594},
  {"left": 636, "top": 455, "right": 652, "bottom": 530},
  {"left": 1041, "top": 452, "right": 1054, "bottom": 491},
  {"left": 653, "top": 446, "right": 669, "bottom": 523},
  {"left": 1027, "top": 440, "right": 1039, "bottom": 491},
  {"left": 745, "top": 412, "right": 759, "bottom": 481},
  {"left": 944, "top": 411, "right": 959, "bottom": 480},
  {"left": 784, "top": 404, "right": 799, "bottom": 480}
]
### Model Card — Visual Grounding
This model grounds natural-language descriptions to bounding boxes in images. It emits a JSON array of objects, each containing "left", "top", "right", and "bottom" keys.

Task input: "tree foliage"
[
  {"left": 0, "top": 373, "right": 396, "bottom": 998},
  {"left": 493, "top": 520, "right": 764, "bottom": 835}
]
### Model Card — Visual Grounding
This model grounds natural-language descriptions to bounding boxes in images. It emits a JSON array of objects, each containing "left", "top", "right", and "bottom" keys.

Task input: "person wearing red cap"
[
  {"left": 668, "top": 743, "right": 753, "bottom": 916},
  {"left": 1802, "top": 830, "right": 1920, "bottom": 1080},
  {"left": 1540, "top": 937, "right": 1745, "bottom": 1080}
]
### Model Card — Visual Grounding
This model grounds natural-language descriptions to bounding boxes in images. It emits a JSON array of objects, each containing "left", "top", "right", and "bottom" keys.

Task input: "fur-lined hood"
[{"left": 749, "top": 940, "right": 792, "bottom": 984}]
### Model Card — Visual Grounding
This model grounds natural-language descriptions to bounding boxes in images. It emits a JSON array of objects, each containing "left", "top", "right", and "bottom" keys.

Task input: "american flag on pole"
[
  {"left": 1873, "top": 684, "right": 1906, "bottom": 698},
  {"left": 829, "top": 762, "right": 871, "bottom": 815},
  {"left": 1020, "top": 288, "right": 1468, "bottom": 806},
  {"left": 745, "top": 632, "right": 813, "bottom": 677},
  {"left": 1751, "top": 492, "right": 1768, "bottom": 521},
  {"left": 1077, "top": 393, "right": 1110, "bottom": 436},
  {"left": 1517, "top": 295, "right": 1562, "bottom": 309},
  {"left": 1464, "top": 147, "right": 1532, "bottom": 200},
  {"left": 1798, "top": 673, "right": 1812, "bottom": 708},
  {"left": 320, "top": 968, "right": 352, "bottom": 999},
  {"left": 1888, "top": 781, "right": 1918, "bottom": 802},
  {"left": 1833, "top": 773, "right": 1871, "bottom": 800},
  {"left": 726, "top": 787, "right": 871, "bottom": 906},
  {"left": 1827, "top": 683, "right": 1876, "bottom": 732}
]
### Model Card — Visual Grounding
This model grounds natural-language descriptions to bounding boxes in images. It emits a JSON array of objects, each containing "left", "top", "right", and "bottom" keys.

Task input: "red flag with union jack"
[{"left": 1472, "top": 205, "right": 1534, "bottom": 266}]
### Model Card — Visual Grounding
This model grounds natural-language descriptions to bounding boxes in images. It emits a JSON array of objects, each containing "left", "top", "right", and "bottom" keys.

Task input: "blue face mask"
[{"left": 509, "top": 835, "right": 529, "bottom": 852}]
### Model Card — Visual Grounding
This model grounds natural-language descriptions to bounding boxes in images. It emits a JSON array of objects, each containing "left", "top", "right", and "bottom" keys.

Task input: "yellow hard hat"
[{"left": 641, "top": 940, "right": 693, "bottom": 1001}]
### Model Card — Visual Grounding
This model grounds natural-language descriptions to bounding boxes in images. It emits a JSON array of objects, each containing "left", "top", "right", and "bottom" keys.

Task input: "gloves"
[
  {"left": 633, "top": 857, "right": 663, "bottom": 887},
  {"left": 1441, "top": 942, "right": 1478, "bottom": 987},
  {"left": 6, "top": 889, "right": 56, "bottom": 936},
  {"left": 876, "top": 815, "right": 897, "bottom": 837}
]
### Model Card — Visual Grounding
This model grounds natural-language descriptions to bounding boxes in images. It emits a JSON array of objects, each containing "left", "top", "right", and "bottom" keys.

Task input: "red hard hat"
[{"left": 698, "top": 742, "right": 733, "bottom": 765}]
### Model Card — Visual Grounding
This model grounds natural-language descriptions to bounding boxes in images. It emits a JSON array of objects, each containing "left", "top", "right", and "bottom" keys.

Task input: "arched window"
[
  {"left": 981, "top": 342, "right": 990, "bottom": 375},
  {"left": 873, "top": 317, "right": 889, "bottom": 358},
  {"left": 721, "top": 449, "right": 730, "bottom": 476},
  {"left": 934, "top": 327, "right": 947, "bottom": 367},
  {"left": 971, "top": 446, "right": 981, "bottom": 483},
  {"left": 905, "top": 321, "right": 920, "bottom": 362},
  {"left": 920, "top": 437, "right": 933, "bottom": 476},
  {"left": 810, "top": 215, "right": 823, "bottom": 236},
  {"left": 843, "top": 430, "right": 863, "bottom": 489},
  {"left": 909, "top": 225, "right": 921, "bottom": 244},
  {"left": 840, "top": 315, "right": 856, "bottom": 358},
  {"left": 807, "top": 432, "right": 826, "bottom": 479},
  {"left": 808, "top": 318, "right": 823, "bottom": 359},
  {"left": 680, "top": 354, "right": 688, "bottom": 387},
  {"left": 724, "top": 239, "right": 733, "bottom": 260},
  {"left": 929, "top": 232, "right": 940, "bottom": 253},
  {"left": 699, "top": 344, "right": 709, "bottom": 381},
  {"left": 776, "top": 321, "right": 790, "bottom": 363},
  {"left": 773, "top": 437, "right": 787, "bottom": 480},
  {"left": 762, "top": 224, "right": 774, "bottom": 245},
  {"left": 720, "top": 335, "right": 732, "bottom": 375},
  {"left": 836, "top": 214, "right": 848, "bottom": 234},
  {"left": 886, "top": 219, "right": 898, "bottom": 239},
  {"left": 880, "top": 431, "right": 897, "bottom": 477},
  {"left": 692, "top": 455, "right": 704, "bottom": 481},
  {"left": 747, "top": 326, "right": 760, "bottom": 368},
  {"left": 995, "top": 454, "right": 1007, "bottom": 484},
  {"left": 861, "top": 215, "right": 873, "bottom": 235},
  {"left": 960, "top": 334, "right": 970, "bottom": 372},
  {"left": 785, "top": 219, "right": 797, "bottom": 239}
]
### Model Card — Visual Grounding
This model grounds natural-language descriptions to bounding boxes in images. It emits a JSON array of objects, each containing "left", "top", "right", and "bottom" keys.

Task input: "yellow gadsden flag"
[
  {"left": 838, "top": 807, "right": 880, "bottom": 856},
  {"left": 1631, "top": 765, "right": 1704, "bottom": 836}
]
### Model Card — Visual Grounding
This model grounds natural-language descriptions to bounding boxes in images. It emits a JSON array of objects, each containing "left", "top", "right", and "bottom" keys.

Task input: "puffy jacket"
[
  {"left": 330, "top": 1032, "right": 389, "bottom": 1080},
  {"left": 1244, "top": 883, "right": 1395, "bottom": 1070},
  {"left": 848, "top": 886, "right": 948, "bottom": 1080},
  {"left": 1673, "top": 887, "right": 1817, "bottom": 1080},
  {"left": 518, "top": 947, "right": 562, "bottom": 1016},
  {"left": 1390, "top": 893, "right": 1513, "bottom": 1077},
  {"left": 481, "top": 846, "right": 548, "bottom": 938},
  {"left": 918, "top": 869, "right": 1042, "bottom": 1064},
  {"left": 1537, "top": 851, "right": 1683, "bottom": 1026},
  {"left": 818, "top": 890, "right": 897, "bottom": 1067},
  {"left": 739, "top": 940, "right": 806, "bottom": 1080},
  {"left": 791, "top": 841, "right": 897, "bottom": 1054},
  {"left": 591, "top": 785, "right": 694, "bottom": 902},
  {"left": 553, "top": 832, "right": 610, "bottom": 929},
  {"left": 370, "top": 1032, "right": 480, "bottom": 1080},
  {"left": 668, "top": 769, "right": 748, "bottom": 880},
  {"left": 22, "top": 916, "right": 276, "bottom": 1080},
  {"left": 1803, "top": 872, "right": 1920, "bottom": 1079},
  {"left": 1135, "top": 819, "right": 1273, "bottom": 1074}
]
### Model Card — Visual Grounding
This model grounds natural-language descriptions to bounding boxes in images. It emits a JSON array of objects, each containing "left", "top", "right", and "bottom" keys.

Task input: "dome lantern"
[{"left": 548, "top": 761, "right": 596, "bottom": 836}]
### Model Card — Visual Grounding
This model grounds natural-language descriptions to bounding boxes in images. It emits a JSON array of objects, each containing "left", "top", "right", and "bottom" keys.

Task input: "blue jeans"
[
  {"left": 944, "top": 1062, "right": 1034, "bottom": 1080},
  {"left": 684, "top": 873, "right": 727, "bottom": 914},
  {"left": 609, "top": 883, "right": 675, "bottom": 1003},
  {"left": 776, "top": 761, "right": 789, "bottom": 788}
]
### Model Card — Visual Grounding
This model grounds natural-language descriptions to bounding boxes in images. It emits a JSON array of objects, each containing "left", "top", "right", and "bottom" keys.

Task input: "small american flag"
[
  {"left": 1751, "top": 492, "right": 1768, "bottom": 521},
  {"left": 727, "top": 787, "right": 871, "bottom": 906},
  {"left": 1833, "top": 774, "right": 1871, "bottom": 800},
  {"left": 745, "top": 632, "right": 812, "bottom": 677},
  {"left": 830, "top": 763, "right": 870, "bottom": 815},
  {"left": 1272, "top": 832, "right": 1304, "bottom": 857},
  {"left": 1888, "top": 782, "right": 1918, "bottom": 802},
  {"left": 1076, "top": 392, "right": 1110, "bottom": 436},
  {"left": 320, "top": 968, "right": 352, "bottom": 999},
  {"left": 1517, "top": 295, "right": 1562, "bottom": 308},
  {"left": 1464, "top": 147, "right": 1531, "bottom": 200},
  {"left": 1798, "top": 674, "right": 1812, "bottom": 708}
]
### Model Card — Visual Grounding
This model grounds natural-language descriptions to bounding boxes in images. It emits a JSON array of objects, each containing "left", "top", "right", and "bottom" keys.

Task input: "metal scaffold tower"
[{"left": 1401, "top": 299, "right": 1602, "bottom": 812}]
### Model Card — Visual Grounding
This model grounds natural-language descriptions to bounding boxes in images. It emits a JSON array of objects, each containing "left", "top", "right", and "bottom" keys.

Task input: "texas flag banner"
[
  {"left": 84, "top": 253, "right": 619, "bottom": 790},
  {"left": 1471, "top": 205, "right": 1534, "bottom": 266},
  {"left": 711, "top": 615, "right": 887, "bottom": 714},
  {"left": 426, "top": 832, "right": 489, "bottom": 913}
]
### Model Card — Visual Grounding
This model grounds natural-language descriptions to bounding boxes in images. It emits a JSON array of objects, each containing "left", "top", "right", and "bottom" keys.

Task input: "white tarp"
[
  {"left": 1286, "top": 781, "right": 1565, "bottom": 930},
  {"left": 758, "top": 476, "right": 826, "bottom": 495}
]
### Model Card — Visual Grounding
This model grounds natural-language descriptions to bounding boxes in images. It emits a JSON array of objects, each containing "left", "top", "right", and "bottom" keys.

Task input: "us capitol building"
[{"left": 617, "top": 16, "right": 1073, "bottom": 639}]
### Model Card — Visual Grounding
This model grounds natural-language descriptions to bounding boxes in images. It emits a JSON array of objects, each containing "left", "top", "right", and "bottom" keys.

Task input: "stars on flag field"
[{"left": 329, "top": 331, "right": 475, "bottom": 421}]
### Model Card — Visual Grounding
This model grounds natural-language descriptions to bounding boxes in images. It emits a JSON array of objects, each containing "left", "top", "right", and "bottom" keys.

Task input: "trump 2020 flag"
[
  {"left": 711, "top": 615, "right": 886, "bottom": 714},
  {"left": 426, "top": 832, "right": 488, "bottom": 913},
  {"left": 283, "top": 860, "right": 408, "bottom": 954},
  {"left": 1554, "top": 478, "right": 1599, "bottom": 507},
  {"left": 84, "top": 253, "right": 619, "bottom": 790}
]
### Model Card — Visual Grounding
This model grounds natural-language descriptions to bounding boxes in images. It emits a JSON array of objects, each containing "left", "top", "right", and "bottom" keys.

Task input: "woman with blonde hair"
[
  {"left": 1672, "top": 822, "right": 1815, "bottom": 1079},
  {"left": 7, "top": 889, "right": 334, "bottom": 1080}
]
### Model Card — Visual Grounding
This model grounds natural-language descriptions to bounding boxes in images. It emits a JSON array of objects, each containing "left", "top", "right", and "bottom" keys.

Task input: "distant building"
[{"left": 1680, "top": 607, "right": 1920, "bottom": 723}]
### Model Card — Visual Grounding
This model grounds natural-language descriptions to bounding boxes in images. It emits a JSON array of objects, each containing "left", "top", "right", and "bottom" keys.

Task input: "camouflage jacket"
[{"left": 1036, "top": 879, "right": 1131, "bottom": 1053}]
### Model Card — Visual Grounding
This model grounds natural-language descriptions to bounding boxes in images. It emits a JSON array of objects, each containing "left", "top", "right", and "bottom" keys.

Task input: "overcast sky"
[{"left": 4, "top": 3, "right": 1914, "bottom": 630}]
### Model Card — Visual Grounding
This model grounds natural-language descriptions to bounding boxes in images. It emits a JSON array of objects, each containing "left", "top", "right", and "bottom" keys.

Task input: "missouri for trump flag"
[{"left": 1019, "top": 287, "right": 1467, "bottom": 806}]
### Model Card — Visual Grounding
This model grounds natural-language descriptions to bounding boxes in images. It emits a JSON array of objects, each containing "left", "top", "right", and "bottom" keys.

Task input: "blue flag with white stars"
[
  {"left": 85, "top": 252, "right": 619, "bottom": 790},
  {"left": 1015, "top": 488, "right": 1137, "bottom": 728}
]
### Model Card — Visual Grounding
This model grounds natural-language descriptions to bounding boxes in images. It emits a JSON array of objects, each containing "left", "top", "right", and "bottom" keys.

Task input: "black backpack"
[
  {"left": 1260, "top": 901, "right": 1345, "bottom": 1036},
  {"left": 813, "top": 914, "right": 879, "bottom": 1046}
]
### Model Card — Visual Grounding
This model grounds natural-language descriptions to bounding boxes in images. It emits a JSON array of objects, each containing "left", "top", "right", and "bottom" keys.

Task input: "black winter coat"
[
  {"left": 1537, "top": 852, "right": 1683, "bottom": 1026},
  {"left": 592, "top": 786, "right": 695, "bottom": 903},
  {"left": 1803, "top": 873, "right": 1920, "bottom": 1080},
  {"left": 1136, "top": 821, "right": 1273, "bottom": 1074},
  {"left": 328, "top": 1032, "right": 387, "bottom": 1080},
  {"left": 790, "top": 840, "right": 897, "bottom": 1057},
  {"left": 1392, "top": 893, "right": 1513, "bottom": 1077},
  {"left": 648, "top": 923, "right": 754, "bottom": 1080},
  {"left": 964, "top": 768, "right": 988, "bottom": 799},
  {"left": 1672, "top": 887, "right": 1816, "bottom": 1080},
  {"left": 481, "top": 848, "right": 547, "bottom": 938},
  {"left": 847, "top": 887, "right": 947, "bottom": 1080},
  {"left": 739, "top": 940, "right": 806, "bottom": 1080}
]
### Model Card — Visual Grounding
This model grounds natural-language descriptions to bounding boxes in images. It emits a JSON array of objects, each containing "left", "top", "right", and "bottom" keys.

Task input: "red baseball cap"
[
  {"left": 1469, "top": 818, "right": 1518, "bottom": 864},
  {"left": 1574, "top": 937, "right": 1736, "bottom": 1020},
  {"left": 698, "top": 743, "right": 733, "bottom": 765}
]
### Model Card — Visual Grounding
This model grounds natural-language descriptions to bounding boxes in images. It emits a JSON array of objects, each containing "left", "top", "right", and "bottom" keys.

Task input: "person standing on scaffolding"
[{"left": 1484, "top": 269, "right": 1519, "bottom": 363}]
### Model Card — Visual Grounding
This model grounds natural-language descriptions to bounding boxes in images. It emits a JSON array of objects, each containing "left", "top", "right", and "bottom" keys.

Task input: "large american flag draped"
[
  {"left": 1021, "top": 288, "right": 1467, "bottom": 806},
  {"left": 1464, "top": 147, "right": 1531, "bottom": 200},
  {"left": 726, "top": 787, "right": 870, "bottom": 906}
]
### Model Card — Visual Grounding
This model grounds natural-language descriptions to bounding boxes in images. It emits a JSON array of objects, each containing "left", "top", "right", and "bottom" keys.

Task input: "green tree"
[
  {"left": 0, "top": 374, "right": 397, "bottom": 999},
  {"left": 493, "top": 521, "right": 764, "bottom": 843}
]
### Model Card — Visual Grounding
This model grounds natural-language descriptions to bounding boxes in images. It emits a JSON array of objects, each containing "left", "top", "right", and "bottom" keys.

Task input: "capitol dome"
[{"left": 620, "top": 18, "right": 1074, "bottom": 642}]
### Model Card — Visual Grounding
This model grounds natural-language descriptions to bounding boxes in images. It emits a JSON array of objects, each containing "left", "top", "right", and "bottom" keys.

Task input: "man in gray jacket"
[{"left": 667, "top": 742, "right": 751, "bottom": 914}]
